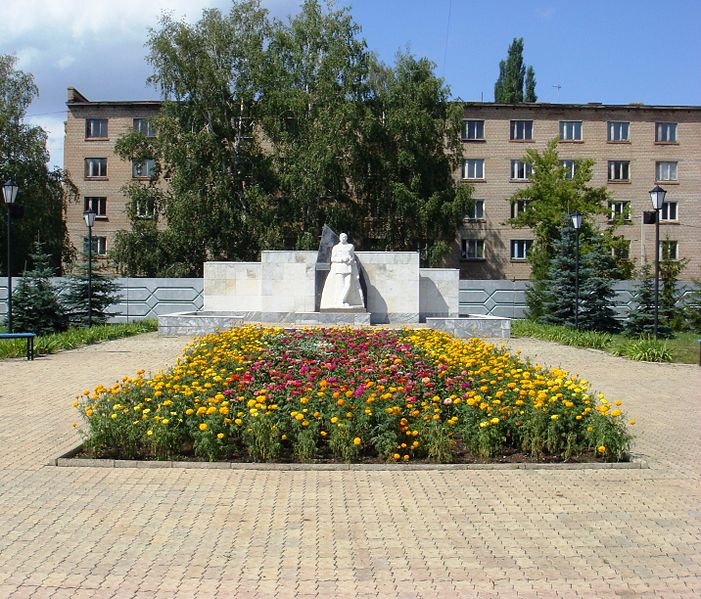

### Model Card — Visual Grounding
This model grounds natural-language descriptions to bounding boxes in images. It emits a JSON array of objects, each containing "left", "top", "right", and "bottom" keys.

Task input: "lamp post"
[
  {"left": 649, "top": 185, "right": 666, "bottom": 339},
  {"left": 571, "top": 211, "right": 582, "bottom": 330},
  {"left": 83, "top": 209, "right": 96, "bottom": 327},
  {"left": 3, "top": 180, "right": 19, "bottom": 333}
]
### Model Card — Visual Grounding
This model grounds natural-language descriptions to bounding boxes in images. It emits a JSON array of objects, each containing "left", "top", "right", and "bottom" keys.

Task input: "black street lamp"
[
  {"left": 3, "top": 180, "right": 19, "bottom": 333},
  {"left": 83, "top": 209, "right": 96, "bottom": 327},
  {"left": 649, "top": 185, "right": 666, "bottom": 339},
  {"left": 571, "top": 211, "right": 582, "bottom": 330}
]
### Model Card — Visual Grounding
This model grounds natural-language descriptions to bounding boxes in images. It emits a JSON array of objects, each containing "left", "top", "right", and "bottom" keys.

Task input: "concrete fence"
[{"left": 0, "top": 277, "right": 695, "bottom": 323}]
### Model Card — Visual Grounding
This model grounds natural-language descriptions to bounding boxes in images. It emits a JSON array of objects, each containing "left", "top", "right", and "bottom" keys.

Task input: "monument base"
[{"left": 158, "top": 310, "right": 371, "bottom": 335}]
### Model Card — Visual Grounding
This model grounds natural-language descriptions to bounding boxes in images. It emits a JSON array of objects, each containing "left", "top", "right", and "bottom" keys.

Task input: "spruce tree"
[
  {"left": 11, "top": 242, "right": 67, "bottom": 335},
  {"left": 62, "top": 250, "right": 120, "bottom": 327},
  {"left": 624, "top": 263, "right": 672, "bottom": 338},
  {"left": 540, "top": 220, "right": 578, "bottom": 327},
  {"left": 578, "top": 234, "right": 621, "bottom": 332},
  {"left": 659, "top": 248, "right": 687, "bottom": 332}
]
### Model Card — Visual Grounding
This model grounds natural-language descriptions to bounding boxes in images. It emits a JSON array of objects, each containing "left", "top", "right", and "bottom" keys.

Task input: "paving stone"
[{"left": 0, "top": 333, "right": 699, "bottom": 597}]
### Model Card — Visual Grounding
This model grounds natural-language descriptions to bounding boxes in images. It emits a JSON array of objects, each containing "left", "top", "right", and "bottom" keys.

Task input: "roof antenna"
[{"left": 553, "top": 84, "right": 561, "bottom": 102}]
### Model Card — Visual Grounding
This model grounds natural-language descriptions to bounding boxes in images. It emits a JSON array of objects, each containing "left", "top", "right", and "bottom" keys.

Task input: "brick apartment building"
[{"left": 64, "top": 88, "right": 701, "bottom": 279}]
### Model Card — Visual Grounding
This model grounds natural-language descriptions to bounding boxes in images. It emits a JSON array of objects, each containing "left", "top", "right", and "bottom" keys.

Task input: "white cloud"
[
  {"left": 0, "top": 0, "right": 227, "bottom": 42},
  {"left": 25, "top": 115, "right": 66, "bottom": 169},
  {"left": 57, "top": 55, "right": 76, "bottom": 70},
  {"left": 15, "top": 46, "right": 42, "bottom": 70}
]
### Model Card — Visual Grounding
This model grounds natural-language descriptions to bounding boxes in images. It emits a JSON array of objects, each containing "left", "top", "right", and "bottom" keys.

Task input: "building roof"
[
  {"left": 461, "top": 101, "right": 701, "bottom": 112},
  {"left": 66, "top": 87, "right": 161, "bottom": 108}
]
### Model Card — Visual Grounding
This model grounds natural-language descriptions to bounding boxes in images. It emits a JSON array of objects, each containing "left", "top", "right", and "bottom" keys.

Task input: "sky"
[{"left": 1, "top": 0, "right": 700, "bottom": 169}]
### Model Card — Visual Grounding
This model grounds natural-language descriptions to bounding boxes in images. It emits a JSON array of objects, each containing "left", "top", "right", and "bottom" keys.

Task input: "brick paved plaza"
[{"left": 0, "top": 333, "right": 699, "bottom": 598}]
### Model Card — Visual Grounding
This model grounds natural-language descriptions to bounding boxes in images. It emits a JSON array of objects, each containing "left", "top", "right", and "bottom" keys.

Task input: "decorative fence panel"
[{"left": 0, "top": 277, "right": 694, "bottom": 323}]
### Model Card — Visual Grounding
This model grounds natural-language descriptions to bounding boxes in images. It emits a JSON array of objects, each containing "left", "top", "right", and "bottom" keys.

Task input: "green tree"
[
  {"left": 114, "top": 0, "right": 275, "bottom": 275},
  {"left": 508, "top": 139, "right": 618, "bottom": 319},
  {"left": 578, "top": 234, "right": 621, "bottom": 333},
  {"left": 10, "top": 241, "right": 66, "bottom": 335},
  {"left": 539, "top": 219, "right": 619, "bottom": 332},
  {"left": 350, "top": 53, "right": 472, "bottom": 265},
  {"left": 62, "top": 251, "right": 120, "bottom": 327},
  {"left": 114, "top": 0, "right": 471, "bottom": 273},
  {"left": 257, "top": 0, "right": 372, "bottom": 249},
  {"left": 624, "top": 263, "right": 672, "bottom": 338},
  {"left": 494, "top": 38, "right": 537, "bottom": 103},
  {"left": 0, "top": 55, "right": 77, "bottom": 275},
  {"left": 659, "top": 243, "right": 687, "bottom": 332}
]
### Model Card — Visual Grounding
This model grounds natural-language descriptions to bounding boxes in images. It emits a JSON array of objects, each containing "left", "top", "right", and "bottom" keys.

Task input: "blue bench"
[{"left": 0, "top": 332, "right": 37, "bottom": 360}]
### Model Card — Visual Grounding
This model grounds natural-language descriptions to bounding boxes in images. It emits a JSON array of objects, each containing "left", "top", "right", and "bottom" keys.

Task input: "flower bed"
[{"left": 75, "top": 326, "right": 633, "bottom": 463}]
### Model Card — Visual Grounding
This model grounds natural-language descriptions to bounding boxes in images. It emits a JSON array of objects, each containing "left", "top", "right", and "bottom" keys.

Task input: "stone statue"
[{"left": 320, "top": 233, "right": 365, "bottom": 310}]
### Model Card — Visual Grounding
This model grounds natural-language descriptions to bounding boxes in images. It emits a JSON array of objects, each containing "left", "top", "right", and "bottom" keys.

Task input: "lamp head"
[
  {"left": 2, "top": 180, "right": 18, "bottom": 205},
  {"left": 649, "top": 185, "right": 667, "bottom": 210},
  {"left": 83, "top": 209, "right": 96, "bottom": 228}
]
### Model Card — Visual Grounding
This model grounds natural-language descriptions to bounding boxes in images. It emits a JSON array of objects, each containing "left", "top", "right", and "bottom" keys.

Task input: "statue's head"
[{"left": 339, "top": 233, "right": 348, "bottom": 243}]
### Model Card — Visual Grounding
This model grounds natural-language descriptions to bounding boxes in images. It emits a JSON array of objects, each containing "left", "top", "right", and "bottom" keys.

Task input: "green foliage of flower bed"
[
  {"left": 75, "top": 326, "right": 633, "bottom": 464},
  {"left": 0, "top": 321, "right": 158, "bottom": 359}
]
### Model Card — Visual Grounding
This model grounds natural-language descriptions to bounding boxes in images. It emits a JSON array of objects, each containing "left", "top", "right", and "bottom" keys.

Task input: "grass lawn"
[{"left": 512, "top": 320, "right": 700, "bottom": 364}]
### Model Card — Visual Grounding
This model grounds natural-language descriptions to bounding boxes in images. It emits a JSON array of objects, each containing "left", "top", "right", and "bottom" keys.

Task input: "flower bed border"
[{"left": 48, "top": 444, "right": 648, "bottom": 470}]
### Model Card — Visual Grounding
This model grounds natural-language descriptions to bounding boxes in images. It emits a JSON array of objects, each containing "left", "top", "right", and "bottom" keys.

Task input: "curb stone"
[{"left": 49, "top": 444, "right": 648, "bottom": 471}]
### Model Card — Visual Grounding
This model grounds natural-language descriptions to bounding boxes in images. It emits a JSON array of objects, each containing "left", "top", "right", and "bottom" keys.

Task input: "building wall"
[
  {"left": 64, "top": 88, "right": 161, "bottom": 272},
  {"left": 63, "top": 89, "right": 700, "bottom": 280},
  {"left": 456, "top": 103, "right": 701, "bottom": 280}
]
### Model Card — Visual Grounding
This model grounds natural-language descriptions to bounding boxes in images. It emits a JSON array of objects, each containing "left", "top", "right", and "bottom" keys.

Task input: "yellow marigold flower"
[
  {"left": 217, "top": 433, "right": 224, "bottom": 440},
  {"left": 353, "top": 437, "right": 361, "bottom": 446},
  {"left": 629, "top": 419, "right": 636, "bottom": 425},
  {"left": 146, "top": 430, "right": 153, "bottom": 436},
  {"left": 490, "top": 417, "right": 499, "bottom": 424},
  {"left": 550, "top": 414, "right": 558, "bottom": 421},
  {"left": 199, "top": 423, "right": 208, "bottom": 431},
  {"left": 85, "top": 409, "right": 93, "bottom": 417},
  {"left": 206, "top": 406, "right": 217, "bottom": 415},
  {"left": 392, "top": 453, "right": 401, "bottom": 460},
  {"left": 402, "top": 454, "right": 410, "bottom": 461},
  {"left": 320, "top": 431, "right": 327, "bottom": 437},
  {"left": 330, "top": 416, "right": 338, "bottom": 424},
  {"left": 110, "top": 413, "right": 118, "bottom": 419},
  {"left": 597, "top": 445, "right": 606, "bottom": 453},
  {"left": 611, "top": 409, "right": 621, "bottom": 417},
  {"left": 281, "top": 434, "right": 287, "bottom": 440},
  {"left": 185, "top": 408, "right": 194, "bottom": 415},
  {"left": 295, "top": 413, "right": 304, "bottom": 421},
  {"left": 615, "top": 400, "right": 622, "bottom": 406},
  {"left": 161, "top": 418, "right": 170, "bottom": 425}
]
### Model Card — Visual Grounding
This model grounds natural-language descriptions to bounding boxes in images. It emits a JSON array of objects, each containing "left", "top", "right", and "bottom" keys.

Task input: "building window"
[
  {"left": 510, "top": 200, "right": 529, "bottom": 219},
  {"left": 462, "top": 159, "right": 484, "bottom": 180},
  {"left": 84, "top": 236, "right": 107, "bottom": 256},
  {"left": 85, "top": 118, "right": 108, "bottom": 139},
  {"left": 461, "top": 238, "right": 485, "bottom": 260},
  {"left": 608, "top": 160, "right": 630, "bottom": 182},
  {"left": 660, "top": 202, "right": 678, "bottom": 222},
  {"left": 510, "top": 120, "right": 533, "bottom": 141},
  {"left": 609, "top": 201, "right": 631, "bottom": 222},
  {"left": 611, "top": 239, "right": 631, "bottom": 260},
  {"left": 655, "top": 122, "right": 677, "bottom": 143},
  {"left": 135, "top": 199, "right": 155, "bottom": 219},
  {"left": 84, "top": 197, "right": 107, "bottom": 218},
  {"left": 659, "top": 240, "right": 678, "bottom": 260},
  {"left": 462, "top": 120, "right": 484, "bottom": 141},
  {"left": 465, "top": 200, "right": 485, "bottom": 221},
  {"left": 655, "top": 161, "right": 678, "bottom": 182},
  {"left": 510, "top": 239, "right": 532, "bottom": 260},
  {"left": 560, "top": 160, "right": 576, "bottom": 179},
  {"left": 510, "top": 159, "right": 532, "bottom": 180},
  {"left": 132, "top": 159, "right": 156, "bottom": 178},
  {"left": 559, "top": 120, "right": 582, "bottom": 141},
  {"left": 84, "top": 158, "right": 107, "bottom": 178},
  {"left": 133, "top": 118, "right": 156, "bottom": 137},
  {"left": 608, "top": 121, "right": 630, "bottom": 142}
]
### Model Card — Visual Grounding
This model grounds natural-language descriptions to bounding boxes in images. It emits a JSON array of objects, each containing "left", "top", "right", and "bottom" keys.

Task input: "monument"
[
  {"left": 320, "top": 232, "right": 365, "bottom": 310},
  {"left": 157, "top": 225, "right": 511, "bottom": 338}
]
